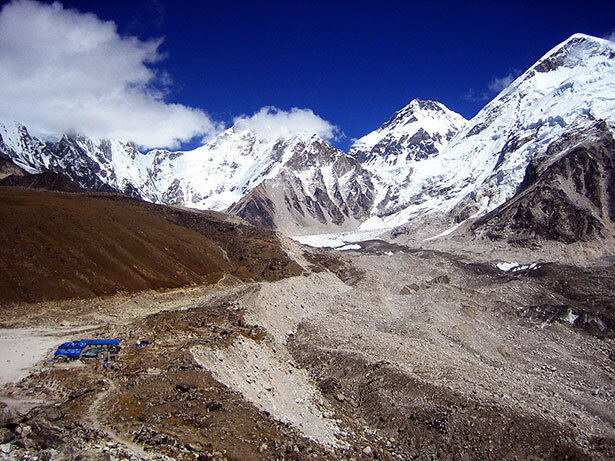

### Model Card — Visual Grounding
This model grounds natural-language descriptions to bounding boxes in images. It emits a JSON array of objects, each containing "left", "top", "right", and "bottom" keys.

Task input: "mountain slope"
[
  {"left": 0, "top": 188, "right": 302, "bottom": 304},
  {"left": 350, "top": 99, "right": 466, "bottom": 166},
  {"left": 0, "top": 122, "right": 140, "bottom": 195},
  {"left": 0, "top": 152, "right": 27, "bottom": 180},
  {"left": 469, "top": 121, "right": 615, "bottom": 244},
  {"left": 349, "top": 99, "right": 467, "bottom": 222},
  {"left": 229, "top": 136, "right": 376, "bottom": 233},
  {"left": 0, "top": 121, "right": 376, "bottom": 225},
  {"left": 359, "top": 33, "right": 615, "bottom": 231},
  {"left": 142, "top": 128, "right": 309, "bottom": 210},
  {"left": 1, "top": 118, "right": 380, "bottom": 234},
  {"left": 0, "top": 171, "right": 84, "bottom": 192},
  {"left": 0, "top": 156, "right": 84, "bottom": 192}
]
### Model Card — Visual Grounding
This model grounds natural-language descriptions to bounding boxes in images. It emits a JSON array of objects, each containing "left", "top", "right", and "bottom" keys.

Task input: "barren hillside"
[{"left": 0, "top": 187, "right": 302, "bottom": 304}]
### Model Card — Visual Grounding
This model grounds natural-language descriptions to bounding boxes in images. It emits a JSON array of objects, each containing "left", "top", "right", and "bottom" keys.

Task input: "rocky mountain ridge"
[
  {"left": 229, "top": 136, "right": 376, "bottom": 234},
  {"left": 2, "top": 33, "right": 614, "bottom": 240},
  {"left": 470, "top": 120, "right": 615, "bottom": 244},
  {"left": 349, "top": 99, "right": 466, "bottom": 166},
  {"left": 354, "top": 33, "right": 615, "bottom": 232}
]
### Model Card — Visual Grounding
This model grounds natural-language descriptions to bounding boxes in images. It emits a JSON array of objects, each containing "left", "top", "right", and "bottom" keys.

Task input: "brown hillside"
[{"left": 0, "top": 188, "right": 302, "bottom": 304}]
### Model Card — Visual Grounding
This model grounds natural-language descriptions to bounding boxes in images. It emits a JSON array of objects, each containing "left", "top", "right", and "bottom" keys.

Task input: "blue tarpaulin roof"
[{"left": 54, "top": 339, "right": 121, "bottom": 357}]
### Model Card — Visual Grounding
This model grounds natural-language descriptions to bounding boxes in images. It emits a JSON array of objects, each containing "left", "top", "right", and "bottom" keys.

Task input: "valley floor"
[{"left": 1, "top": 242, "right": 614, "bottom": 460}]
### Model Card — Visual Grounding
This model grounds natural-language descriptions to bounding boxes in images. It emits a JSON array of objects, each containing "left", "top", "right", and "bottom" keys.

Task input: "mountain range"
[
  {"left": 3, "top": 32, "right": 615, "bottom": 461},
  {"left": 1, "top": 33, "right": 614, "bottom": 241}
]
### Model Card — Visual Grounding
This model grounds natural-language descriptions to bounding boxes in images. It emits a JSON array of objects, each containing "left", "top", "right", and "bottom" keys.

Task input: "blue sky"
[{"left": 1, "top": 0, "right": 614, "bottom": 151}]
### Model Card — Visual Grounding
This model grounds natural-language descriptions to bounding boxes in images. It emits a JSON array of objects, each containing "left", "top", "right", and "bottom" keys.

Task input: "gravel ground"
[
  {"left": 1, "top": 240, "right": 614, "bottom": 459},
  {"left": 0, "top": 326, "right": 95, "bottom": 387},
  {"left": 195, "top": 243, "right": 615, "bottom": 459}
]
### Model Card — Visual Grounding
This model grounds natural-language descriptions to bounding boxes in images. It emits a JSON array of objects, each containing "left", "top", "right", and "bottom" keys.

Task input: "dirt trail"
[{"left": 87, "top": 379, "right": 152, "bottom": 460}]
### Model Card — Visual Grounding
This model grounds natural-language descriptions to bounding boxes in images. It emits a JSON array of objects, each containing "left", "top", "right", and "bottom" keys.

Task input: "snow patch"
[
  {"left": 495, "top": 262, "right": 540, "bottom": 272},
  {"left": 564, "top": 309, "right": 579, "bottom": 324},
  {"left": 292, "top": 228, "right": 388, "bottom": 248},
  {"left": 335, "top": 244, "right": 361, "bottom": 251}
]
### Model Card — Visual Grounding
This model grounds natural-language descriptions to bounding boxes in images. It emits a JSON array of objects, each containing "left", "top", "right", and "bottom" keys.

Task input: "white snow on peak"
[
  {"left": 140, "top": 127, "right": 332, "bottom": 211},
  {"left": 0, "top": 117, "right": 335, "bottom": 212},
  {"left": 348, "top": 99, "right": 468, "bottom": 230},
  {"left": 360, "top": 33, "right": 615, "bottom": 231},
  {"left": 350, "top": 99, "right": 467, "bottom": 167},
  {"left": 2, "top": 33, "right": 615, "bottom": 242}
]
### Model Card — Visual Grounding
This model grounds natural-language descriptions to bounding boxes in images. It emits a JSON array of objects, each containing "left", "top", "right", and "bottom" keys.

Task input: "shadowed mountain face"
[
  {"left": 470, "top": 122, "right": 615, "bottom": 244},
  {"left": 0, "top": 170, "right": 84, "bottom": 192},
  {"left": 0, "top": 153, "right": 27, "bottom": 179},
  {"left": 0, "top": 188, "right": 303, "bottom": 304},
  {"left": 228, "top": 137, "right": 376, "bottom": 234}
]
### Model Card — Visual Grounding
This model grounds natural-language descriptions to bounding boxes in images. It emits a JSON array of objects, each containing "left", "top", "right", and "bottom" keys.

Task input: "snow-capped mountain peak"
[
  {"left": 381, "top": 99, "right": 463, "bottom": 130},
  {"left": 362, "top": 33, "right": 615, "bottom": 231},
  {"left": 136, "top": 126, "right": 336, "bottom": 211},
  {"left": 349, "top": 99, "right": 466, "bottom": 167},
  {"left": 2, "top": 33, "right": 614, "bottom": 240},
  {"left": 0, "top": 116, "right": 348, "bottom": 215},
  {"left": 532, "top": 33, "right": 615, "bottom": 73}
]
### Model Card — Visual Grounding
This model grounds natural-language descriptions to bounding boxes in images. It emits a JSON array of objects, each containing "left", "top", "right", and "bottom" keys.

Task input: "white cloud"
[
  {"left": 461, "top": 88, "right": 490, "bottom": 102},
  {"left": 0, "top": 0, "right": 220, "bottom": 149},
  {"left": 463, "top": 70, "right": 520, "bottom": 103},
  {"left": 605, "top": 31, "right": 615, "bottom": 42},
  {"left": 488, "top": 73, "right": 516, "bottom": 93},
  {"left": 232, "top": 107, "right": 340, "bottom": 141}
]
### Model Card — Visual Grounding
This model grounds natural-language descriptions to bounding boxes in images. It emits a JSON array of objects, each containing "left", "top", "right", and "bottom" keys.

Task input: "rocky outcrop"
[
  {"left": 0, "top": 171, "right": 84, "bottom": 193},
  {"left": 230, "top": 137, "right": 376, "bottom": 233},
  {"left": 0, "top": 153, "right": 27, "bottom": 180},
  {"left": 228, "top": 183, "right": 277, "bottom": 229},
  {"left": 470, "top": 122, "right": 615, "bottom": 243}
]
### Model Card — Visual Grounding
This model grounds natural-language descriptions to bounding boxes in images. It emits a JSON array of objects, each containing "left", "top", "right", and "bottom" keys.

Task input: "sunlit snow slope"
[
  {"left": 356, "top": 33, "right": 615, "bottom": 230},
  {"left": 1, "top": 34, "right": 614, "bottom": 237}
]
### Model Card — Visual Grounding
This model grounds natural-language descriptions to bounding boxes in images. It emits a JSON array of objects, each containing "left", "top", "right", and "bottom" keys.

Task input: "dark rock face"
[
  {"left": 0, "top": 171, "right": 84, "bottom": 193},
  {"left": 160, "top": 178, "right": 184, "bottom": 205},
  {"left": 51, "top": 136, "right": 132, "bottom": 196},
  {"left": 228, "top": 183, "right": 277, "bottom": 229},
  {"left": 471, "top": 122, "right": 615, "bottom": 244},
  {"left": 360, "top": 128, "right": 443, "bottom": 163},
  {"left": 0, "top": 126, "right": 127, "bottom": 196},
  {"left": 229, "top": 139, "right": 375, "bottom": 231}
]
